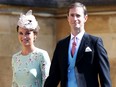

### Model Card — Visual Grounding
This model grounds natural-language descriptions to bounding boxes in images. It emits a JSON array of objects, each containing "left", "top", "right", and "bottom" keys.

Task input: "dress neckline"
[{"left": 20, "top": 47, "right": 37, "bottom": 56}]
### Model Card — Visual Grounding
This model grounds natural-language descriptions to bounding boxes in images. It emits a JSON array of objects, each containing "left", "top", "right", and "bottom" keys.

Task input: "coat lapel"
[
  {"left": 76, "top": 33, "right": 90, "bottom": 62},
  {"left": 62, "top": 35, "right": 70, "bottom": 69}
]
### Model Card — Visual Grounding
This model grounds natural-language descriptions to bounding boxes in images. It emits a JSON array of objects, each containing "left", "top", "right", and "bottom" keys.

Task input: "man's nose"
[{"left": 74, "top": 16, "right": 78, "bottom": 20}]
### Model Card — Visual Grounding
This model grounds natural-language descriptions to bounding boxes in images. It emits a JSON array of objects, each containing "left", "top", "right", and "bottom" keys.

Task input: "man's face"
[{"left": 67, "top": 7, "right": 88, "bottom": 34}]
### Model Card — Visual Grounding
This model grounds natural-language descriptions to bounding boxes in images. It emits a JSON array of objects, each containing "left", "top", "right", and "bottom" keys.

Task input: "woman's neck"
[{"left": 21, "top": 45, "right": 36, "bottom": 55}]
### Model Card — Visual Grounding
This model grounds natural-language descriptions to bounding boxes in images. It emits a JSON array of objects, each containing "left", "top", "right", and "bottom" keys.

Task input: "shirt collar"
[{"left": 71, "top": 30, "right": 85, "bottom": 40}]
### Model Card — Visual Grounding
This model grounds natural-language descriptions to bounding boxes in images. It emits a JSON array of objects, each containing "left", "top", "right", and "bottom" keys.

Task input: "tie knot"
[
  {"left": 72, "top": 41, "right": 76, "bottom": 46},
  {"left": 72, "top": 37, "right": 76, "bottom": 45}
]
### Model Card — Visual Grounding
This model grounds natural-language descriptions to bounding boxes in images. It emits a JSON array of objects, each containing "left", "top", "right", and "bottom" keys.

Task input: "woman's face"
[{"left": 17, "top": 27, "right": 36, "bottom": 47}]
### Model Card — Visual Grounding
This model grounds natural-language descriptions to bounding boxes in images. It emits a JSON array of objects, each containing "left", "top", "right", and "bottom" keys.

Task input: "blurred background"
[{"left": 0, "top": 0, "right": 116, "bottom": 87}]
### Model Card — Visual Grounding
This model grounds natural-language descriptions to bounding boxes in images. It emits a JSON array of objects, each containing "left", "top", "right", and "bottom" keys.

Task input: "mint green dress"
[{"left": 12, "top": 48, "right": 51, "bottom": 87}]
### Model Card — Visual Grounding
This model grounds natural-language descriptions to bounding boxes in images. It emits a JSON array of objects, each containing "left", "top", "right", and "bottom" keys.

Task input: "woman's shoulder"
[
  {"left": 35, "top": 48, "right": 48, "bottom": 54},
  {"left": 12, "top": 51, "right": 21, "bottom": 57},
  {"left": 12, "top": 51, "right": 22, "bottom": 62},
  {"left": 35, "top": 48, "right": 50, "bottom": 60}
]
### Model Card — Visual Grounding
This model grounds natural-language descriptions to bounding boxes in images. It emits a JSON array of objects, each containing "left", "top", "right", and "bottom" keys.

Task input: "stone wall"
[
  {"left": 0, "top": 14, "right": 56, "bottom": 87},
  {"left": 87, "top": 14, "right": 116, "bottom": 87},
  {"left": 56, "top": 14, "right": 116, "bottom": 87},
  {"left": 0, "top": 6, "right": 116, "bottom": 87}
]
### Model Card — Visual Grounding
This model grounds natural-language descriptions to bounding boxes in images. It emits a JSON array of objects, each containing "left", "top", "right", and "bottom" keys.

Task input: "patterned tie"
[{"left": 71, "top": 37, "right": 76, "bottom": 57}]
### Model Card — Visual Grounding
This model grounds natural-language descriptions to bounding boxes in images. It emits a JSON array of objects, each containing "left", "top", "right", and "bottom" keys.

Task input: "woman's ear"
[{"left": 34, "top": 35, "right": 37, "bottom": 42}]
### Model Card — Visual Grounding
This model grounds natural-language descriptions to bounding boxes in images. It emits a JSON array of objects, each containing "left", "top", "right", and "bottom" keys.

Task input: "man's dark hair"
[{"left": 67, "top": 2, "right": 88, "bottom": 16}]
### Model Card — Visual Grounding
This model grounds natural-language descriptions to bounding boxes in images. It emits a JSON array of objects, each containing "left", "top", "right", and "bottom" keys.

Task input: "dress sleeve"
[
  {"left": 40, "top": 51, "right": 51, "bottom": 87},
  {"left": 12, "top": 56, "right": 18, "bottom": 87}
]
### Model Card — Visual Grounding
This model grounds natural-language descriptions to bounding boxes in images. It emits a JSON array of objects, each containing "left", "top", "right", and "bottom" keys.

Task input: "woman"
[{"left": 12, "top": 10, "right": 51, "bottom": 87}]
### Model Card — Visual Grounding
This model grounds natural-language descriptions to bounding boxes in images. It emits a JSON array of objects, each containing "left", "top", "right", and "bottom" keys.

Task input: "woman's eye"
[
  {"left": 26, "top": 32, "right": 31, "bottom": 35},
  {"left": 18, "top": 32, "right": 23, "bottom": 35}
]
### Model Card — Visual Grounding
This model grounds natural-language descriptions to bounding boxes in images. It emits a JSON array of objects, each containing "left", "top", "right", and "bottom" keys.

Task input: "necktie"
[{"left": 71, "top": 38, "right": 76, "bottom": 57}]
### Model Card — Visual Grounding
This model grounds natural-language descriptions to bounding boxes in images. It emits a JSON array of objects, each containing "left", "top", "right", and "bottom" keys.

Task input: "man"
[{"left": 44, "top": 2, "right": 112, "bottom": 87}]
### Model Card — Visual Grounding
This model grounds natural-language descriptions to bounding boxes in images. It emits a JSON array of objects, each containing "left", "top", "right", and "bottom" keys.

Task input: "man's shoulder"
[
  {"left": 57, "top": 35, "right": 70, "bottom": 43},
  {"left": 84, "top": 33, "right": 103, "bottom": 45},
  {"left": 85, "top": 33, "right": 101, "bottom": 40}
]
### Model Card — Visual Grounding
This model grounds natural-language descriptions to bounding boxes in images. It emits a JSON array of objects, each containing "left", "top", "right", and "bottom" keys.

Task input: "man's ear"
[{"left": 84, "top": 15, "right": 88, "bottom": 22}]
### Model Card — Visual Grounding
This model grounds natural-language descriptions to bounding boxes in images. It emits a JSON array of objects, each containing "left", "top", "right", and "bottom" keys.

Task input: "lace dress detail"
[{"left": 12, "top": 48, "right": 51, "bottom": 87}]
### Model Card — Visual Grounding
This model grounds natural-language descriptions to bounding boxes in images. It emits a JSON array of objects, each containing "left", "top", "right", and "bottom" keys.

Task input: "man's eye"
[
  {"left": 76, "top": 14, "right": 80, "bottom": 17},
  {"left": 71, "top": 14, "right": 74, "bottom": 17},
  {"left": 70, "top": 14, "right": 80, "bottom": 17}
]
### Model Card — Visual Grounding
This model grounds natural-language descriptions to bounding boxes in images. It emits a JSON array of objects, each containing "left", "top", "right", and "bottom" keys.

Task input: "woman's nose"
[{"left": 22, "top": 35, "right": 27, "bottom": 39}]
